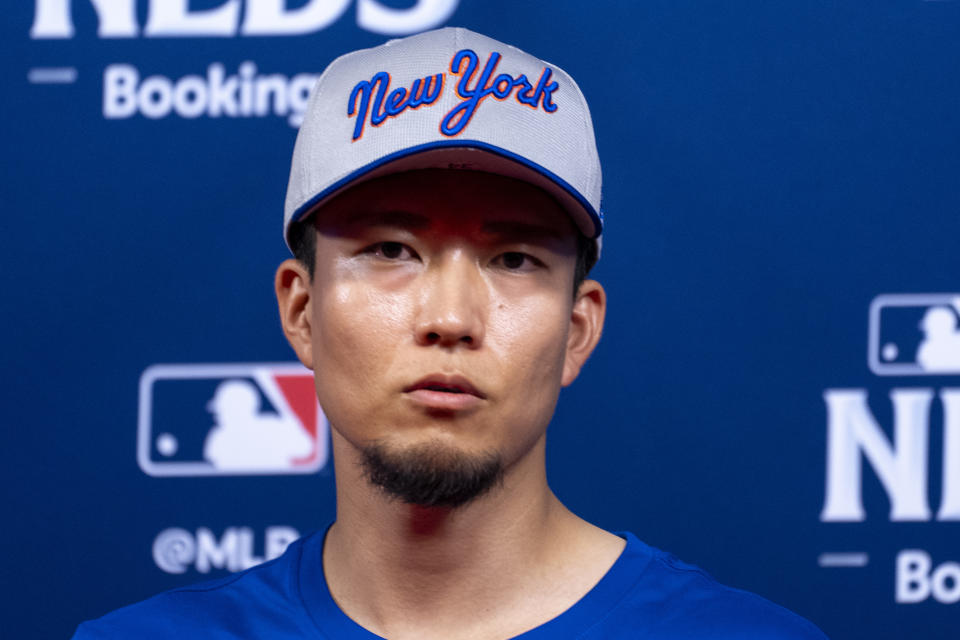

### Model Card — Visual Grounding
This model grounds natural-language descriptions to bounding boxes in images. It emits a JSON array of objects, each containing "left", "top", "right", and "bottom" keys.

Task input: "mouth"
[
  {"left": 404, "top": 375, "right": 486, "bottom": 398},
  {"left": 403, "top": 374, "right": 487, "bottom": 411}
]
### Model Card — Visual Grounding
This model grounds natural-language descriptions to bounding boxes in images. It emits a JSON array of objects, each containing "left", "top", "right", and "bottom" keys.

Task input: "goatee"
[{"left": 360, "top": 440, "right": 504, "bottom": 508}]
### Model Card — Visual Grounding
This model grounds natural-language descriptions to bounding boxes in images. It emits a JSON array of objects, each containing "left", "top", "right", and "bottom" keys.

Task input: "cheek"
[
  {"left": 310, "top": 281, "right": 411, "bottom": 421},
  {"left": 484, "top": 298, "right": 570, "bottom": 462},
  {"left": 489, "top": 295, "right": 570, "bottom": 403}
]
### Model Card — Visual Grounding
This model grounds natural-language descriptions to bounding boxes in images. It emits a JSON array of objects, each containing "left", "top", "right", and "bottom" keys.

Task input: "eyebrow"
[
  {"left": 332, "top": 209, "right": 572, "bottom": 245},
  {"left": 480, "top": 220, "right": 569, "bottom": 242},
  {"left": 347, "top": 210, "right": 431, "bottom": 230}
]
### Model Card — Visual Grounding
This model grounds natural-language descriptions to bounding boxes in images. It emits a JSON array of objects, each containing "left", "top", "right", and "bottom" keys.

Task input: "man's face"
[{"left": 278, "top": 169, "right": 604, "bottom": 505}]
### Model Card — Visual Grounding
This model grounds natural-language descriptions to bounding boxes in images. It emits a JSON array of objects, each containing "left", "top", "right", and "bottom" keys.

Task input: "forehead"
[{"left": 312, "top": 169, "right": 579, "bottom": 241}]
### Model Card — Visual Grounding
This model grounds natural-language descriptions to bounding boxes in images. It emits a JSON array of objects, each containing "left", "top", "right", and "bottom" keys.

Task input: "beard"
[{"left": 360, "top": 439, "right": 504, "bottom": 509}]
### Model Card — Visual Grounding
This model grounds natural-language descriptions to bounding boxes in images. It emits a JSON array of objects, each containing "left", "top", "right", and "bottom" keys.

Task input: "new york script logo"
[{"left": 347, "top": 48, "right": 559, "bottom": 141}]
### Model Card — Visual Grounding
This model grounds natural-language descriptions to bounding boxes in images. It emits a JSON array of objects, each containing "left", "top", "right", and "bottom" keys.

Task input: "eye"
[
  {"left": 492, "top": 251, "right": 543, "bottom": 271},
  {"left": 364, "top": 241, "right": 418, "bottom": 261}
]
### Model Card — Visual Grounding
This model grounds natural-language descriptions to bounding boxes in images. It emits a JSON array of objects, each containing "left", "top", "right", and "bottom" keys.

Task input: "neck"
[
  {"left": 326, "top": 430, "right": 561, "bottom": 587},
  {"left": 320, "top": 430, "right": 621, "bottom": 639}
]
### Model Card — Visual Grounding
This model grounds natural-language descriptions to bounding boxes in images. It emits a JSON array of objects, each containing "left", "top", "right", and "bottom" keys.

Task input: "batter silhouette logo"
[
  {"left": 869, "top": 293, "right": 960, "bottom": 376},
  {"left": 138, "top": 363, "right": 328, "bottom": 476}
]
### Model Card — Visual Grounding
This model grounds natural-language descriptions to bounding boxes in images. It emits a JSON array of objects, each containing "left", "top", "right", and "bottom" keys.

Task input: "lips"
[
  {"left": 404, "top": 374, "right": 486, "bottom": 398},
  {"left": 403, "top": 374, "right": 486, "bottom": 411}
]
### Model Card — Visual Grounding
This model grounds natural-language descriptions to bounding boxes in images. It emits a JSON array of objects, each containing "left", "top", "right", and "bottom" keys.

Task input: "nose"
[{"left": 414, "top": 251, "right": 486, "bottom": 348}]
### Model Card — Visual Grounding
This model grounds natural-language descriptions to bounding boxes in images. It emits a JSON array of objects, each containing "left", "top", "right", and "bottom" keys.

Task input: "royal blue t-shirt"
[{"left": 73, "top": 530, "right": 828, "bottom": 639}]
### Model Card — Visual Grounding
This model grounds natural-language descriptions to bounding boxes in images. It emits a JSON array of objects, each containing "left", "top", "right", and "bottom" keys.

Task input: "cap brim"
[{"left": 285, "top": 140, "right": 602, "bottom": 249}]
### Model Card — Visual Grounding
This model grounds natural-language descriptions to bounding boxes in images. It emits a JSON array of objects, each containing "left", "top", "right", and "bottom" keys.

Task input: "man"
[{"left": 75, "top": 27, "right": 828, "bottom": 639}]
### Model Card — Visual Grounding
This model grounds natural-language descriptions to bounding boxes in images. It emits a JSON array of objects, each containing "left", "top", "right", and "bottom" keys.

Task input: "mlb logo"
[
  {"left": 868, "top": 294, "right": 960, "bottom": 376},
  {"left": 138, "top": 363, "right": 329, "bottom": 476}
]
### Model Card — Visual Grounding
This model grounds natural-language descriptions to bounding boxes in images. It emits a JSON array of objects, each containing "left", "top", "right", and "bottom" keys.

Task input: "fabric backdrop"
[{"left": 4, "top": 2, "right": 959, "bottom": 638}]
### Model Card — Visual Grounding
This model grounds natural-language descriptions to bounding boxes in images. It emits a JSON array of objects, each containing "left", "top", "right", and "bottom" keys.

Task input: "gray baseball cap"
[{"left": 284, "top": 27, "right": 603, "bottom": 251}]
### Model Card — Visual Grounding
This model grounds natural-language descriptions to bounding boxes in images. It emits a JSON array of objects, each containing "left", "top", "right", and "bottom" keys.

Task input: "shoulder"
[
  {"left": 601, "top": 534, "right": 829, "bottom": 639},
  {"left": 71, "top": 535, "right": 317, "bottom": 639}
]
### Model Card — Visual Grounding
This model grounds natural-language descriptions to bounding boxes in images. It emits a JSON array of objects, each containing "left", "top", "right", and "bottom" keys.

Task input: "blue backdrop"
[{"left": 5, "top": 2, "right": 959, "bottom": 638}]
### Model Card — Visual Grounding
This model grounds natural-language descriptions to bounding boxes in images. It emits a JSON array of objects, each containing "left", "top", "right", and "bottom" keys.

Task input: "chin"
[{"left": 360, "top": 438, "right": 504, "bottom": 509}]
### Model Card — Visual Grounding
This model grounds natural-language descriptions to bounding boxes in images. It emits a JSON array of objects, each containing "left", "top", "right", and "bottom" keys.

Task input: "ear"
[
  {"left": 561, "top": 279, "right": 606, "bottom": 387},
  {"left": 275, "top": 259, "right": 314, "bottom": 370}
]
